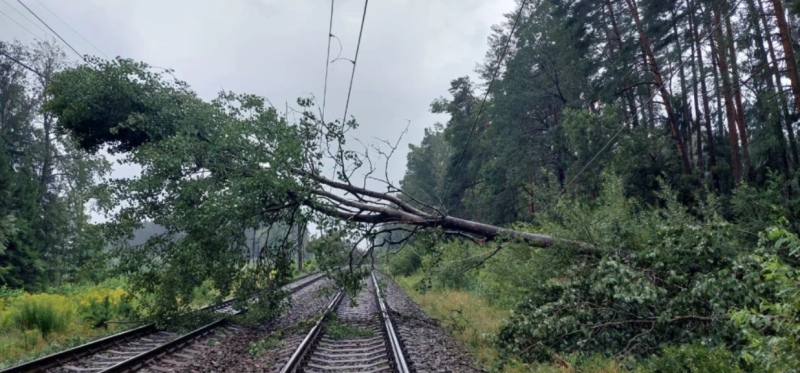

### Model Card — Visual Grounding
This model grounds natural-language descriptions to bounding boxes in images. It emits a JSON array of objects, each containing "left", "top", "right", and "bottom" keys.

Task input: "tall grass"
[
  {"left": 12, "top": 298, "right": 69, "bottom": 337},
  {"left": 0, "top": 280, "right": 131, "bottom": 366},
  {"left": 393, "top": 274, "right": 634, "bottom": 373}
]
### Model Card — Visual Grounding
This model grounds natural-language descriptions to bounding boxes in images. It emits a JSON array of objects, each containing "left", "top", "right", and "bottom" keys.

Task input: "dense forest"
[
  {"left": 390, "top": 0, "right": 800, "bottom": 370},
  {"left": 3, "top": 0, "right": 800, "bottom": 370},
  {"left": 401, "top": 0, "right": 800, "bottom": 223},
  {"left": 0, "top": 40, "right": 109, "bottom": 289}
]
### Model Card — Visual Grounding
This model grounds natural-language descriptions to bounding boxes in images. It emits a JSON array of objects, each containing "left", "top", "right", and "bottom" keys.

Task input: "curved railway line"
[
  {"left": 1, "top": 273, "right": 325, "bottom": 373},
  {"left": 278, "top": 271, "right": 409, "bottom": 373}
]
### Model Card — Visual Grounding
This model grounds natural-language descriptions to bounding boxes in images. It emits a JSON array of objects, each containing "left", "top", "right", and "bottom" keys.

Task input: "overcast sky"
[{"left": 2, "top": 0, "right": 514, "bottom": 221}]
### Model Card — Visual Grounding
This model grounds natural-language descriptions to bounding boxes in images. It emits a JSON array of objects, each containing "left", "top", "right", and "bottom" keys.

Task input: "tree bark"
[
  {"left": 625, "top": 0, "right": 692, "bottom": 174},
  {"left": 708, "top": 23, "right": 726, "bottom": 142},
  {"left": 691, "top": 0, "right": 719, "bottom": 190},
  {"left": 713, "top": 8, "right": 742, "bottom": 183},
  {"left": 747, "top": 0, "right": 791, "bottom": 178},
  {"left": 688, "top": 3, "right": 704, "bottom": 173},
  {"left": 302, "top": 173, "right": 573, "bottom": 248},
  {"left": 605, "top": 0, "right": 640, "bottom": 127},
  {"left": 296, "top": 224, "right": 304, "bottom": 271},
  {"left": 725, "top": 16, "right": 752, "bottom": 179},
  {"left": 768, "top": 0, "right": 800, "bottom": 166},
  {"left": 773, "top": 0, "right": 800, "bottom": 117},
  {"left": 673, "top": 16, "right": 695, "bottom": 169}
]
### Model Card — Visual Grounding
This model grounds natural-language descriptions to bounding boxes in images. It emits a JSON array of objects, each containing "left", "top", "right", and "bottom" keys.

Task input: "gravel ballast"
[
  {"left": 174, "top": 272, "right": 485, "bottom": 372},
  {"left": 174, "top": 278, "right": 336, "bottom": 373},
  {"left": 376, "top": 272, "right": 486, "bottom": 373}
]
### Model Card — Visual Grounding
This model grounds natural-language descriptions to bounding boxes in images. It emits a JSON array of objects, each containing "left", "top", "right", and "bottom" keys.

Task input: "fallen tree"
[{"left": 43, "top": 58, "right": 573, "bottom": 316}]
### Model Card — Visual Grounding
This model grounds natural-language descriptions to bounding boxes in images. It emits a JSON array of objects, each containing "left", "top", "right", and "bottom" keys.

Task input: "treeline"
[
  {"left": 391, "top": 0, "right": 800, "bottom": 369},
  {"left": 402, "top": 0, "right": 800, "bottom": 223},
  {"left": 0, "top": 41, "right": 108, "bottom": 289}
]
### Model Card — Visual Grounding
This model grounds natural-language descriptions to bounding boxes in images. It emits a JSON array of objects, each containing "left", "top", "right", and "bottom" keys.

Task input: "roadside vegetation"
[
  {"left": 386, "top": 177, "right": 800, "bottom": 372},
  {"left": 0, "top": 279, "right": 132, "bottom": 367},
  {"left": 4, "top": 0, "right": 800, "bottom": 370},
  {"left": 0, "top": 270, "right": 315, "bottom": 367}
]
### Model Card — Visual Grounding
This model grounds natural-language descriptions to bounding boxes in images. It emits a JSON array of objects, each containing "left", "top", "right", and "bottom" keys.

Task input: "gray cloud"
[{"left": 2, "top": 0, "right": 514, "bottom": 220}]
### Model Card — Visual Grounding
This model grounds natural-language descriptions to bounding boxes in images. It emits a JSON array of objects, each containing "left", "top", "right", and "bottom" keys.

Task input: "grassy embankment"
[
  {"left": 0, "top": 279, "right": 132, "bottom": 368},
  {"left": 393, "top": 274, "right": 634, "bottom": 373},
  {"left": 0, "top": 267, "right": 319, "bottom": 368}
]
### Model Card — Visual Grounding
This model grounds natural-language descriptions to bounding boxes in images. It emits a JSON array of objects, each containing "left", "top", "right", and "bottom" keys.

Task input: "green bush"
[
  {"left": 731, "top": 225, "right": 800, "bottom": 372},
  {"left": 730, "top": 173, "right": 800, "bottom": 237},
  {"left": 387, "top": 245, "right": 422, "bottom": 276},
  {"left": 643, "top": 344, "right": 743, "bottom": 373},
  {"left": 495, "top": 179, "right": 771, "bottom": 362},
  {"left": 191, "top": 279, "right": 219, "bottom": 308},
  {"left": 420, "top": 240, "right": 481, "bottom": 291},
  {"left": 13, "top": 298, "right": 69, "bottom": 337}
]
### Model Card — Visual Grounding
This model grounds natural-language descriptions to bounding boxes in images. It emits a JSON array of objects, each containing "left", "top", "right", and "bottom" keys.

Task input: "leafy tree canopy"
[{"left": 45, "top": 58, "right": 564, "bottom": 317}]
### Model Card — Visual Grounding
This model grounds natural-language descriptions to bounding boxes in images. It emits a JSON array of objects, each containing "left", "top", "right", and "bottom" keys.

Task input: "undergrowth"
[
  {"left": 392, "top": 274, "right": 745, "bottom": 373},
  {"left": 0, "top": 279, "right": 133, "bottom": 367}
]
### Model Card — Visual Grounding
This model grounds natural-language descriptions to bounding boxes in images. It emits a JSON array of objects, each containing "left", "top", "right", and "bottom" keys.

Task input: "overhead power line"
[
  {"left": 321, "top": 0, "right": 335, "bottom": 123},
  {"left": 31, "top": 0, "right": 108, "bottom": 58},
  {"left": 0, "top": 49, "right": 44, "bottom": 77},
  {"left": 340, "top": 0, "right": 369, "bottom": 125},
  {"left": 17, "top": 0, "right": 84, "bottom": 60},
  {"left": 0, "top": 7, "right": 40, "bottom": 39},
  {"left": 1, "top": 0, "right": 48, "bottom": 37}
]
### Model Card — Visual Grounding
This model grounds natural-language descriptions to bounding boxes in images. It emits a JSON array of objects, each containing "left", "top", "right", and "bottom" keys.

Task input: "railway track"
[
  {"left": 279, "top": 271, "right": 409, "bottom": 373},
  {"left": 1, "top": 272, "right": 326, "bottom": 373}
]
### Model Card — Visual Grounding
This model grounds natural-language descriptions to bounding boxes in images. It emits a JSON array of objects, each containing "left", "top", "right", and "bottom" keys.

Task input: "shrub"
[
  {"left": 731, "top": 225, "right": 800, "bottom": 371},
  {"left": 643, "top": 344, "right": 742, "bottom": 373},
  {"left": 495, "top": 179, "right": 771, "bottom": 363},
  {"left": 191, "top": 279, "right": 220, "bottom": 308},
  {"left": 387, "top": 245, "right": 422, "bottom": 276},
  {"left": 12, "top": 297, "right": 69, "bottom": 337},
  {"left": 418, "top": 240, "right": 484, "bottom": 291},
  {"left": 730, "top": 173, "right": 800, "bottom": 236},
  {"left": 83, "top": 296, "right": 113, "bottom": 329}
]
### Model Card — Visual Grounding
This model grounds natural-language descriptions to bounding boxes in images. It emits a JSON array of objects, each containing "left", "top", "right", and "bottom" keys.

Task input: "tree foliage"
[
  {"left": 43, "top": 56, "right": 572, "bottom": 317},
  {"left": 0, "top": 40, "right": 109, "bottom": 289}
]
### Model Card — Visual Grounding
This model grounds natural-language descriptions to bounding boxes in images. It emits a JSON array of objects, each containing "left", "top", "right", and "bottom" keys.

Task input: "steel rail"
[
  {"left": 0, "top": 272, "right": 324, "bottom": 373},
  {"left": 278, "top": 290, "right": 343, "bottom": 373},
  {"left": 279, "top": 271, "right": 410, "bottom": 373},
  {"left": 99, "top": 318, "right": 227, "bottom": 373},
  {"left": 0, "top": 324, "right": 156, "bottom": 373},
  {"left": 95, "top": 273, "right": 327, "bottom": 373},
  {"left": 372, "top": 271, "right": 410, "bottom": 373}
]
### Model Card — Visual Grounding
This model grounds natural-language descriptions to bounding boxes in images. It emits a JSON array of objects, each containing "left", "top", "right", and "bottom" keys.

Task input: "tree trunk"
[
  {"left": 304, "top": 173, "right": 577, "bottom": 248},
  {"left": 747, "top": 0, "right": 791, "bottom": 178},
  {"left": 691, "top": 0, "right": 719, "bottom": 190},
  {"left": 40, "top": 113, "right": 53, "bottom": 197},
  {"left": 725, "top": 16, "right": 752, "bottom": 179},
  {"left": 766, "top": 0, "right": 800, "bottom": 166},
  {"left": 688, "top": 3, "right": 704, "bottom": 173},
  {"left": 773, "top": 0, "right": 800, "bottom": 118},
  {"left": 673, "top": 16, "right": 695, "bottom": 170},
  {"left": 625, "top": 0, "right": 692, "bottom": 174},
  {"left": 605, "top": 0, "right": 640, "bottom": 127},
  {"left": 644, "top": 53, "right": 655, "bottom": 128},
  {"left": 296, "top": 224, "right": 304, "bottom": 271},
  {"left": 713, "top": 8, "right": 742, "bottom": 183},
  {"left": 709, "top": 26, "right": 726, "bottom": 142}
]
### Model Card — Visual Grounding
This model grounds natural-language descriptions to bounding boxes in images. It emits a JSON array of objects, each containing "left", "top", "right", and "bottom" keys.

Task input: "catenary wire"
[
  {"left": 340, "top": 0, "right": 369, "bottom": 125},
  {"left": 17, "top": 0, "right": 84, "bottom": 60}
]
